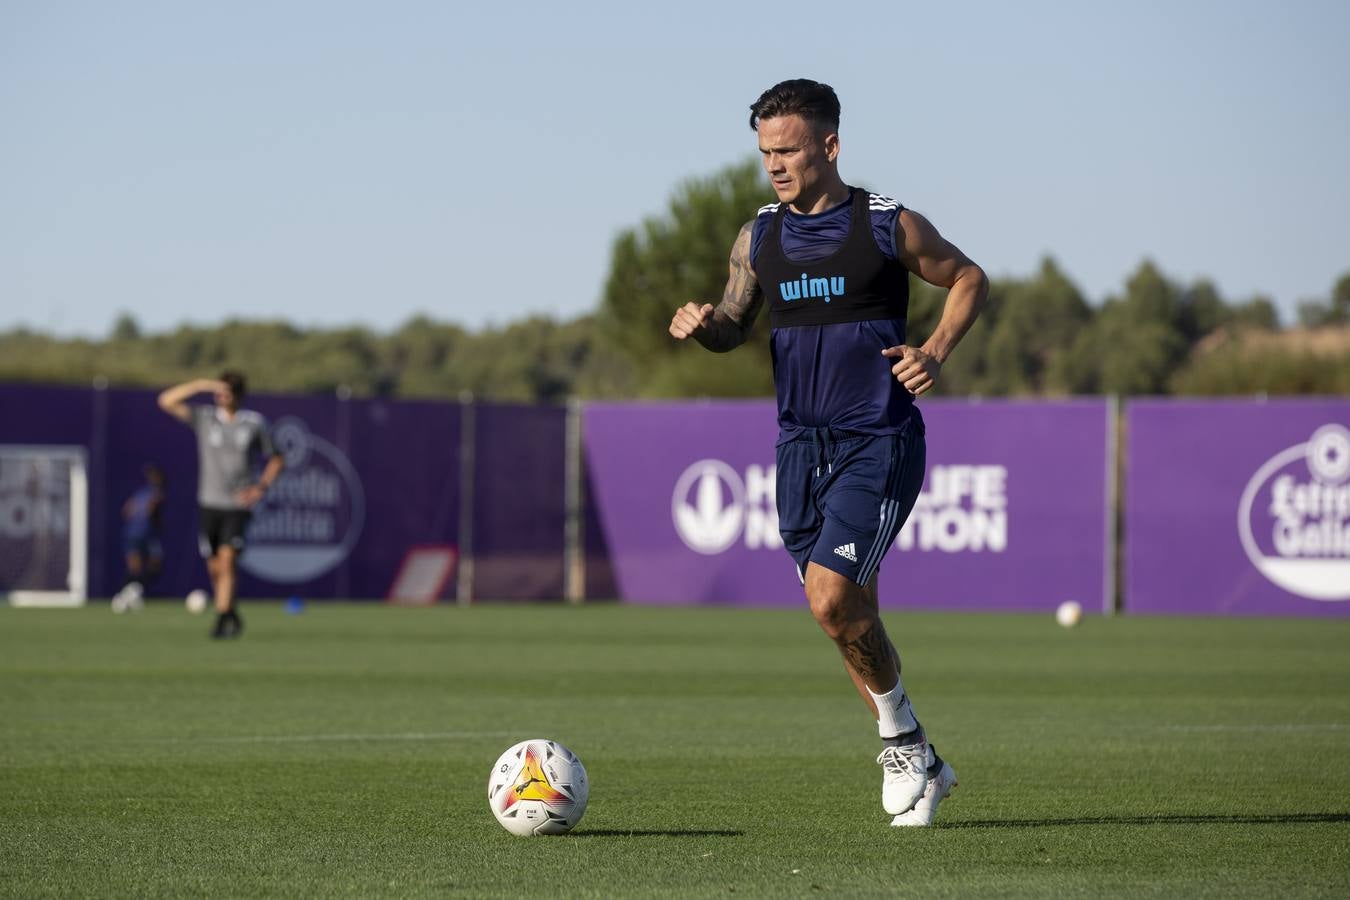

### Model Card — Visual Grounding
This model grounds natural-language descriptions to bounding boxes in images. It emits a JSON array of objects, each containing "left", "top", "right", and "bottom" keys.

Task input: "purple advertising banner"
[
  {"left": 583, "top": 399, "right": 1111, "bottom": 612},
  {"left": 0, "top": 384, "right": 463, "bottom": 601},
  {"left": 471, "top": 403, "right": 567, "bottom": 601},
  {"left": 1126, "top": 399, "right": 1350, "bottom": 616}
]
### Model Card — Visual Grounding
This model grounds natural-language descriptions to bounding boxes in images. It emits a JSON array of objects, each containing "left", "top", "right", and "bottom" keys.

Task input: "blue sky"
[{"left": 3, "top": 0, "right": 1347, "bottom": 337}]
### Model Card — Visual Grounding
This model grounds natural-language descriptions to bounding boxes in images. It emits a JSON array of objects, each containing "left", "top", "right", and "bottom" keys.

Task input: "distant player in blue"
[
  {"left": 670, "top": 79, "right": 987, "bottom": 826},
  {"left": 112, "top": 463, "right": 166, "bottom": 609}
]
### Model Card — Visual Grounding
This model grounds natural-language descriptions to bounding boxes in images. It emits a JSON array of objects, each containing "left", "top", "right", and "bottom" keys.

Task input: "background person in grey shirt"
[{"left": 158, "top": 371, "right": 283, "bottom": 638}]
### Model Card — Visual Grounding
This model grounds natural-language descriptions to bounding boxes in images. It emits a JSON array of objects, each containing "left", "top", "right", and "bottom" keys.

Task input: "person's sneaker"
[
  {"left": 878, "top": 737, "right": 929, "bottom": 815},
  {"left": 890, "top": 760, "right": 957, "bottom": 827},
  {"left": 214, "top": 610, "right": 244, "bottom": 639}
]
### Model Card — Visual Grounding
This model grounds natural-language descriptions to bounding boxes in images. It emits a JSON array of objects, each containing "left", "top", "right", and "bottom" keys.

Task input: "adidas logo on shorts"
[{"left": 833, "top": 542, "right": 858, "bottom": 563}]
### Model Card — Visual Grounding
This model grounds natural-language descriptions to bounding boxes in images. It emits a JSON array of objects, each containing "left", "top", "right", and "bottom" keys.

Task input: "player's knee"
[{"left": 807, "top": 582, "right": 856, "bottom": 640}]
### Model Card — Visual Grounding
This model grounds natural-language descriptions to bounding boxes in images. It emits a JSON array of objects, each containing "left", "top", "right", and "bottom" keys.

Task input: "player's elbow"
[
  {"left": 962, "top": 262, "right": 988, "bottom": 291},
  {"left": 960, "top": 263, "right": 989, "bottom": 308}
]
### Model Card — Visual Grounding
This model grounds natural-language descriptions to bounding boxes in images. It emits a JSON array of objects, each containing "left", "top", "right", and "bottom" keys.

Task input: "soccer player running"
[
  {"left": 112, "top": 463, "right": 167, "bottom": 610},
  {"left": 157, "top": 372, "right": 283, "bottom": 639},
  {"left": 669, "top": 79, "right": 987, "bottom": 826}
]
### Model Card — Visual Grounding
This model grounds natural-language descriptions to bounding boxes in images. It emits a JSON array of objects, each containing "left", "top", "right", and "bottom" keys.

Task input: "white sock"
[{"left": 868, "top": 678, "right": 919, "bottom": 739}]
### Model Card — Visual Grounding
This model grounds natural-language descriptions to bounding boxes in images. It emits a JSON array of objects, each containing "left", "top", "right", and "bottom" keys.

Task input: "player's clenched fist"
[
  {"left": 670, "top": 302, "right": 715, "bottom": 340},
  {"left": 881, "top": 344, "right": 941, "bottom": 396}
]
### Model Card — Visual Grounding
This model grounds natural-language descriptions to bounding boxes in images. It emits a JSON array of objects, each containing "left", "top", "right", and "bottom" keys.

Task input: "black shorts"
[{"left": 198, "top": 507, "right": 252, "bottom": 558}]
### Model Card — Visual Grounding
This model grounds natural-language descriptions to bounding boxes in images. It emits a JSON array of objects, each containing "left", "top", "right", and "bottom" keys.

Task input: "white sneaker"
[
  {"left": 114, "top": 583, "right": 144, "bottom": 612},
  {"left": 878, "top": 738, "right": 929, "bottom": 815},
  {"left": 890, "top": 760, "right": 957, "bottom": 827}
]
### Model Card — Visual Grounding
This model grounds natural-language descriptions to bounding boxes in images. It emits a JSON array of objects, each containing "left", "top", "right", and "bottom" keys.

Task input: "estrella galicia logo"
[
  {"left": 779, "top": 273, "right": 845, "bottom": 303},
  {"left": 240, "top": 416, "right": 365, "bottom": 583},
  {"left": 1238, "top": 423, "right": 1350, "bottom": 601},
  {"left": 671, "top": 460, "right": 744, "bottom": 554}
]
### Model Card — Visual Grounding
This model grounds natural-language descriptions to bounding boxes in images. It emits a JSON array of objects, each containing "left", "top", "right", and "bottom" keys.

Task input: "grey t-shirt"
[{"left": 190, "top": 406, "right": 276, "bottom": 509}]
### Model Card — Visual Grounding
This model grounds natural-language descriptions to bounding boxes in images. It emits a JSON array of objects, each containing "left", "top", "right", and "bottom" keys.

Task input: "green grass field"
[{"left": 2, "top": 602, "right": 1348, "bottom": 898}]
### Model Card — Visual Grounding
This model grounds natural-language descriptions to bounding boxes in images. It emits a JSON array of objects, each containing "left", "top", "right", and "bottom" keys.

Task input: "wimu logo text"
[{"left": 779, "top": 274, "right": 845, "bottom": 303}]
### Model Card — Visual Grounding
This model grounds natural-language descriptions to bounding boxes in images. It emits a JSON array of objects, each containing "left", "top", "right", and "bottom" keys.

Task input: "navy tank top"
[{"left": 751, "top": 188, "right": 914, "bottom": 442}]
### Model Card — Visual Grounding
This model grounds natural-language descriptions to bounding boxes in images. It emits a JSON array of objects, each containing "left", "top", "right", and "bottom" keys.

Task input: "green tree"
[
  {"left": 1297, "top": 272, "right": 1350, "bottom": 327},
  {"left": 1061, "top": 260, "right": 1189, "bottom": 395},
  {"left": 981, "top": 257, "right": 1091, "bottom": 395},
  {"left": 385, "top": 316, "right": 470, "bottom": 397},
  {"left": 1177, "top": 279, "right": 1230, "bottom": 343},
  {"left": 906, "top": 276, "right": 990, "bottom": 395},
  {"left": 600, "top": 159, "right": 775, "bottom": 395},
  {"left": 1336, "top": 273, "right": 1350, "bottom": 323},
  {"left": 1172, "top": 327, "right": 1350, "bottom": 395},
  {"left": 110, "top": 313, "right": 141, "bottom": 341},
  {"left": 1229, "top": 295, "right": 1280, "bottom": 330}
]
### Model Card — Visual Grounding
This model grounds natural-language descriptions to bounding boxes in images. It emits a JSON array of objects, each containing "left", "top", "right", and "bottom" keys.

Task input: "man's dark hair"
[
  {"left": 749, "top": 79, "right": 841, "bottom": 132},
  {"left": 220, "top": 370, "right": 247, "bottom": 398}
]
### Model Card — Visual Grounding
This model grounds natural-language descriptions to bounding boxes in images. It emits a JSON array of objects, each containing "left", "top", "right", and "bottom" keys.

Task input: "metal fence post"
[
  {"left": 563, "top": 398, "right": 585, "bottom": 604},
  {"left": 1104, "top": 393, "right": 1120, "bottom": 615},
  {"left": 457, "top": 392, "right": 475, "bottom": 605}
]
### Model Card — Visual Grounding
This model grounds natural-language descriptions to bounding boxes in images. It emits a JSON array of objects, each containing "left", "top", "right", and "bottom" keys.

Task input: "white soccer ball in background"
[
  {"left": 488, "top": 739, "right": 589, "bottom": 836},
  {"left": 185, "top": 589, "right": 209, "bottom": 614},
  {"left": 1056, "top": 600, "right": 1083, "bottom": 628}
]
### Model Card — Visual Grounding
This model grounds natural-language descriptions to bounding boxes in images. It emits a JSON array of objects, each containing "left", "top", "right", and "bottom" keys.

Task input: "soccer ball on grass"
[
  {"left": 487, "top": 739, "right": 588, "bottom": 836},
  {"left": 185, "top": 589, "right": 209, "bottom": 614},
  {"left": 1056, "top": 600, "right": 1083, "bottom": 627}
]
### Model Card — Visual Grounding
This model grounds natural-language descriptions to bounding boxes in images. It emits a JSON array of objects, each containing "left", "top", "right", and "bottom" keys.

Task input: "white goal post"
[{"left": 0, "top": 445, "right": 89, "bottom": 607}]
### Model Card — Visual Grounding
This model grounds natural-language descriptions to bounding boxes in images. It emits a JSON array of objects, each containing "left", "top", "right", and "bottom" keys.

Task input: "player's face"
[
  {"left": 757, "top": 114, "right": 838, "bottom": 210},
  {"left": 215, "top": 385, "right": 239, "bottom": 412}
]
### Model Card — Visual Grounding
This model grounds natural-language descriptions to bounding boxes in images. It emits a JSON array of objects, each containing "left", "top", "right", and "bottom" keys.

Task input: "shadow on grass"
[
  {"left": 940, "top": 812, "right": 1350, "bottom": 829},
  {"left": 572, "top": 829, "right": 744, "bottom": 838}
]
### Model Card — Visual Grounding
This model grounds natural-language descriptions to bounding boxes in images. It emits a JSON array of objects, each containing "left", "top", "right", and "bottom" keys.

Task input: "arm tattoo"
[
  {"left": 840, "top": 621, "right": 894, "bottom": 682},
  {"left": 701, "top": 222, "right": 764, "bottom": 352}
]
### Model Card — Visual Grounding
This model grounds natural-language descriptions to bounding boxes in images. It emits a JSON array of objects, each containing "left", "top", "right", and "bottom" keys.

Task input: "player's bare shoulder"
[{"left": 894, "top": 208, "right": 937, "bottom": 257}]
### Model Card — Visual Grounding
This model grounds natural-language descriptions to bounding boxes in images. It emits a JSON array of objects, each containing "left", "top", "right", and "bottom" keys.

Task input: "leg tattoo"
[{"left": 840, "top": 621, "right": 894, "bottom": 682}]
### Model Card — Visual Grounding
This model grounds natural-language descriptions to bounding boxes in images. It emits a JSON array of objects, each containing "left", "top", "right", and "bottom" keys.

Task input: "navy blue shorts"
[
  {"left": 776, "top": 413, "right": 926, "bottom": 586},
  {"left": 122, "top": 531, "right": 163, "bottom": 560}
]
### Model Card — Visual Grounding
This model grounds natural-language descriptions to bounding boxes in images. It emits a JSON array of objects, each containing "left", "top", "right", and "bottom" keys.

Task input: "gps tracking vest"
[{"left": 757, "top": 188, "right": 909, "bottom": 329}]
